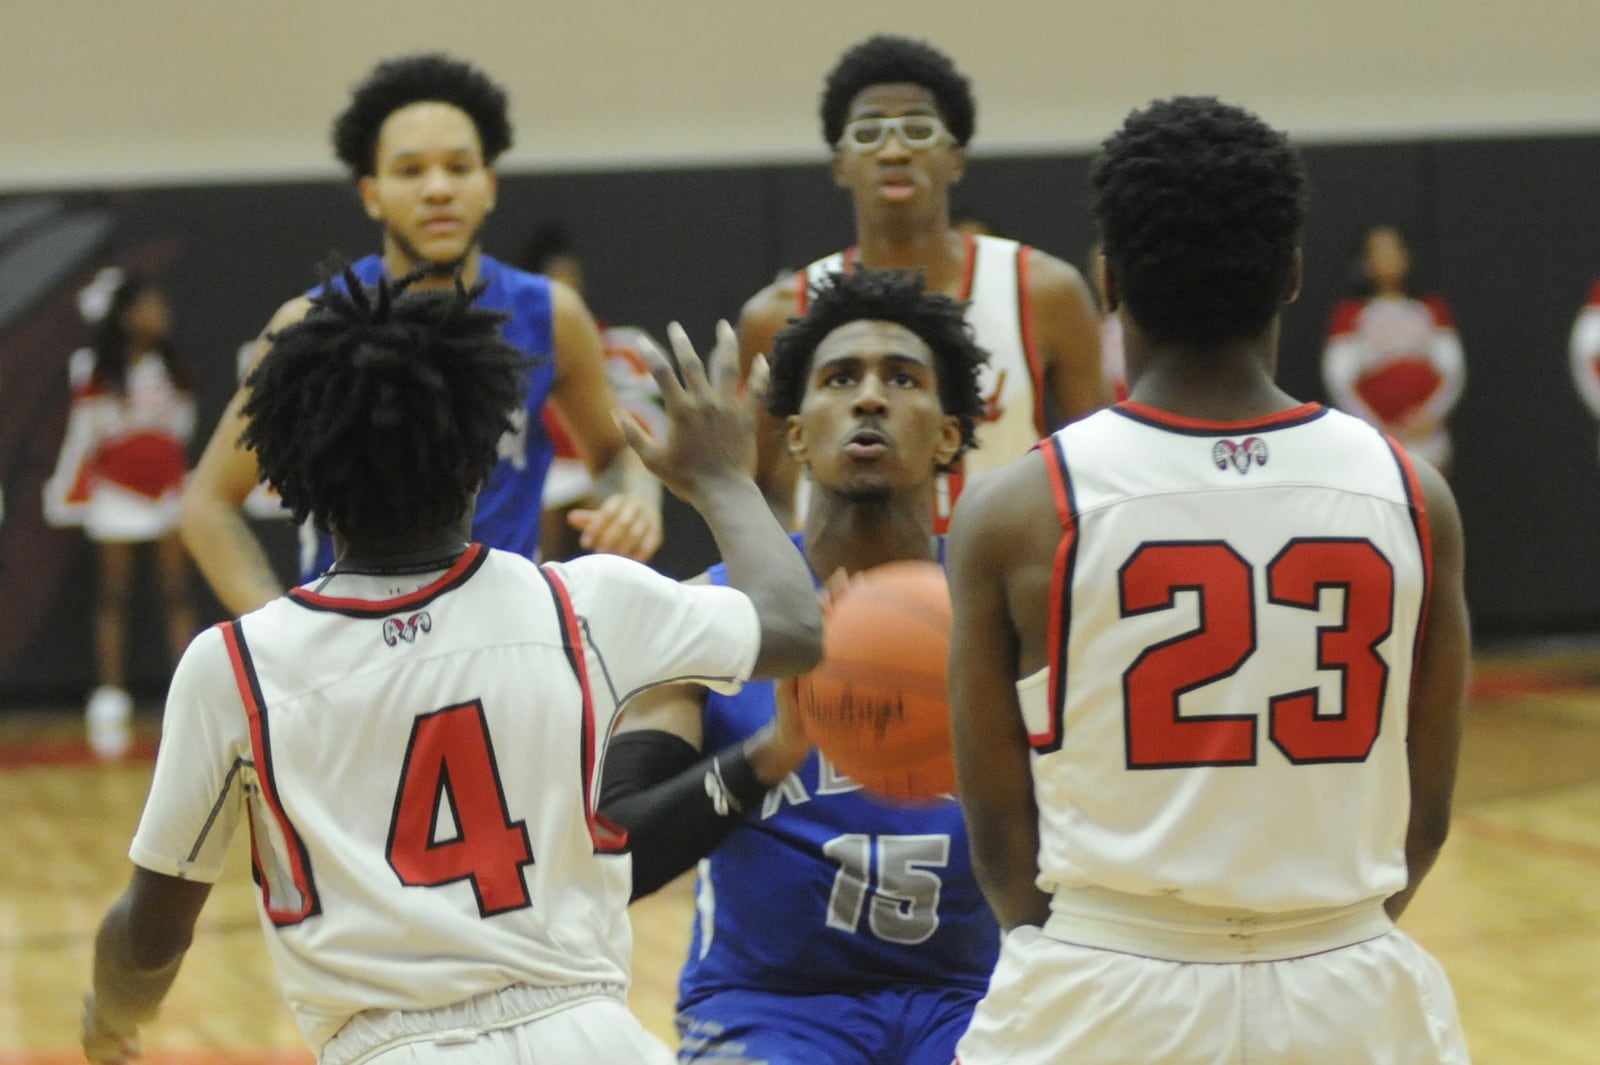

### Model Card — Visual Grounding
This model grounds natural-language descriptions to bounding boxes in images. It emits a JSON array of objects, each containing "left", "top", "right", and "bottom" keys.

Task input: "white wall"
[{"left": 4, "top": 0, "right": 1598, "bottom": 189}]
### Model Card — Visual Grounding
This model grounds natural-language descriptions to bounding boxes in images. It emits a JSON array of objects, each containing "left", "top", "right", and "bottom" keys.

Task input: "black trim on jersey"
[
  {"left": 227, "top": 621, "right": 323, "bottom": 925},
  {"left": 1110, "top": 402, "right": 1329, "bottom": 437},
  {"left": 185, "top": 757, "right": 253, "bottom": 864},
  {"left": 287, "top": 543, "right": 489, "bottom": 617},
  {"left": 1381, "top": 434, "right": 1433, "bottom": 677},
  {"left": 1036, "top": 435, "right": 1077, "bottom": 756}
]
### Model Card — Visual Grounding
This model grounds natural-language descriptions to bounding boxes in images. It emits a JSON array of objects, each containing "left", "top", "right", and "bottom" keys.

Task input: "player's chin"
[{"left": 838, "top": 476, "right": 894, "bottom": 505}]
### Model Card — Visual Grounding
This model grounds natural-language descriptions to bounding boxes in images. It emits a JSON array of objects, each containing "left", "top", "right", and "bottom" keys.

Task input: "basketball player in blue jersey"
[
  {"left": 600, "top": 268, "right": 996, "bottom": 1065},
  {"left": 948, "top": 97, "right": 1471, "bottom": 1063},
  {"left": 737, "top": 34, "right": 1108, "bottom": 531},
  {"left": 181, "top": 54, "right": 661, "bottom": 615}
]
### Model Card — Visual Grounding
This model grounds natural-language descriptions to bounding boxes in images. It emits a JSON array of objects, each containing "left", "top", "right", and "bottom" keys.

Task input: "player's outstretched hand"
[{"left": 618, "top": 319, "right": 764, "bottom": 506}]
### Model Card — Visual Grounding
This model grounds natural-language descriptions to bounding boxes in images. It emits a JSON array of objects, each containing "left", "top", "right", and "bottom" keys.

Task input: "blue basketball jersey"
[
  {"left": 678, "top": 535, "right": 999, "bottom": 1006},
  {"left": 299, "top": 254, "right": 558, "bottom": 579}
]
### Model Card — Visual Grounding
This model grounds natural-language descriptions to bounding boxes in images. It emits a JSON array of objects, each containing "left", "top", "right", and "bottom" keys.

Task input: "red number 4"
[
  {"left": 387, "top": 701, "right": 535, "bottom": 915},
  {"left": 1119, "top": 538, "right": 1394, "bottom": 769}
]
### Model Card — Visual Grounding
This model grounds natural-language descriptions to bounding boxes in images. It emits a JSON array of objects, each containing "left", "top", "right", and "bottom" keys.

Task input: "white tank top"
[
  {"left": 1019, "top": 402, "right": 1431, "bottom": 914},
  {"left": 801, "top": 232, "right": 1044, "bottom": 531}
]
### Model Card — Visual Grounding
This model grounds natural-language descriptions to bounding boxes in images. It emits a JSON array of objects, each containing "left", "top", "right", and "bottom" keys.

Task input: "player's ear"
[
  {"left": 1098, "top": 253, "right": 1121, "bottom": 313},
  {"left": 831, "top": 150, "right": 850, "bottom": 189},
  {"left": 786, "top": 414, "right": 809, "bottom": 464},
  {"left": 484, "top": 168, "right": 499, "bottom": 214},
  {"left": 1284, "top": 249, "right": 1304, "bottom": 305},
  {"left": 358, "top": 176, "right": 383, "bottom": 221},
  {"left": 934, "top": 415, "right": 962, "bottom": 468},
  {"left": 949, "top": 144, "right": 967, "bottom": 185}
]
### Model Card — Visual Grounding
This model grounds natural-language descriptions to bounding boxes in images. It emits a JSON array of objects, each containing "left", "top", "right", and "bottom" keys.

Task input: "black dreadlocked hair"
[
  {"left": 820, "top": 35, "right": 976, "bottom": 148},
  {"left": 767, "top": 268, "right": 987, "bottom": 465},
  {"left": 239, "top": 268, "right": 531, "bottom": 544},
  {"left": 331, "top": 54, "right": 513, "bottom": 180},
  {"left": 1090, "top": 95, "right": 1306, "bottom": 349}
]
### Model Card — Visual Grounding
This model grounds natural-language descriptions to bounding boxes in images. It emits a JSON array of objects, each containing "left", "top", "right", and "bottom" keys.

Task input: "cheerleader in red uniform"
[
  {"left": 1322, "top": 225, "right": 1465, "bottom": 473},
  {"left": 43, "top": 269, "right": 197, "bottom": 757}
]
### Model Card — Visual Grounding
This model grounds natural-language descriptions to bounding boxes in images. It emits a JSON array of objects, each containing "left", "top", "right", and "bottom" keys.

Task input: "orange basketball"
[{"left": 796, "top": 559, "right": 955, "bottom": 802}]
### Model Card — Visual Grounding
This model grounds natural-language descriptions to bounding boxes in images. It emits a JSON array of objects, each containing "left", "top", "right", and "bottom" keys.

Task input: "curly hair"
[
  {"left": 820, "top": 35, "right": 975, "bottom": 147},
  {"left": 767, "top": 268, "right": 987, "bottom": 464},
  {"left": 239, "top": 269, "right": 531, "bottom": 544},
  {"left": 88, "top": 275, "right": 189, "bottom": 395},
  {"left": 1090, "top": 96, "right": 1306, "bottom": 348},
  {"left": 331, "top": 54, "right": 513, "bottom": 180}
]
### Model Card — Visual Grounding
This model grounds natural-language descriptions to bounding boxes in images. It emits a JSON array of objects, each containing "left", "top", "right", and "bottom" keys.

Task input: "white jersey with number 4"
[
  {"left": 1021, "top": 402, "right": 1431, "bottom": 914},
  {"left": 129, "top": 545, "right": 760, "bottom": 1050}
]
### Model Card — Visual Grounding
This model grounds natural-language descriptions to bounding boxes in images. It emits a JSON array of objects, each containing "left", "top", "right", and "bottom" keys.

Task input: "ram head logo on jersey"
[
  {"left": 382, "top": 612, "right": 433, "bottom": 647},
  {"left": 1212, "top": 436, "right": 1269, "bottom": 475}
]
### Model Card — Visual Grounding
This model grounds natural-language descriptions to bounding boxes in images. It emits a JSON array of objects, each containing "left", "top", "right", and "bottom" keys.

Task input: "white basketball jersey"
[
  {"left": 1018, "top": 403, "right": 1431, "bottom": 914},
  {"left": 802, "top": 233, "right": 1043, "bottom": 531},
  {"left": 130, "top": 546, "right": 759, "bottom": 1049}
]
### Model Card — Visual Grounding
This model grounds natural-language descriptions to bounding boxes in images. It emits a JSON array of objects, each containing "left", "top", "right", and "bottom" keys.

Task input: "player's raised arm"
[
  {"left": 621, "top": 319, "right": 821, "bottom": 679},
  {"left": 179, "top": 296, "right": 310, "bottom": 615}
]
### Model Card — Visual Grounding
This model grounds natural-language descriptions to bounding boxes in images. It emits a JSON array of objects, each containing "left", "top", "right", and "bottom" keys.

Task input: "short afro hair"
[
  {"left": 1090, "top": 96, "right": 1306, "bottom": 348},
  {"left": 240, "top": 268, "right": 531, "bottom": 546},
  {"left": 767, "top": 268, "right": 987, "bottom": 466},
  {"left": 331, "top": 53, "right": 513, "bottom": 180},
  {"left": 820, "top": 35, "right": 975, "bottom": 148}
]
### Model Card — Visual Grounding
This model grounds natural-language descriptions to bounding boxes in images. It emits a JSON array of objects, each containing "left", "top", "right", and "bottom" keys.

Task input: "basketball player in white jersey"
[
  {"left": 738, "top": 34, "right": 1107, "bottom": 531},
  {"left": 947, "top": 97, "right": 1472, "bottom": 1064},
  {"left": 82, "top": 272, "right": 822, "bottom": 1065}
]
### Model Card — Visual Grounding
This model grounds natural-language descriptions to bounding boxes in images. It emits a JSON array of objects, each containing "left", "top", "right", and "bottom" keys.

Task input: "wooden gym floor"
[{"left": 2, "top": 640, "right": 1597, "bottom": 1064}]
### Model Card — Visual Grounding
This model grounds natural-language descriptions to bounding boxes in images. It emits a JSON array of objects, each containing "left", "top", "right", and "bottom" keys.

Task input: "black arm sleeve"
[{"left": 599, "top": 729, "right": 772, "bottom": 902}]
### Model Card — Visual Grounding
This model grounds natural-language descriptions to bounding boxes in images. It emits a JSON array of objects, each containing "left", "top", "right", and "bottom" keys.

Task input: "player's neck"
[
  {"left": 803, "top": 494, "right": 939, "bottom": 580},
  {"left": 1128, "top": 344, "right": 1300, "bottom": 422},
  {"left": 852, "top": 221, "right": 968, "bottom": 296},
  {"left": 381, "top": 243, "right": 483, "bottom": 289}
]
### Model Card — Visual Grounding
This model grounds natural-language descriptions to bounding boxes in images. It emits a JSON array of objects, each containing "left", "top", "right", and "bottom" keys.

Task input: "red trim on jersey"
[
  {"left": 794, "top": 268, "right": 812, "bottom": 315},
  {"left": 539, "top": 567, "right": 627, "bottom": 854},
  {"left": 1116, "top": 400, "right": 1323, "bottom": 433},
  {"left": 1588, "top": 279, "right": 1600, "bottom": 306},
  {"left": 1419, "top": 294, "right": 1456, "bottom": 329},
  {"left": 1386, "top": 439, "right": 1435, "bottom": 674},
  {"left": 1037, "top": 437, "right": 1077, "bottom": 752},
  {"left": 289, "top": 543, "right": 487, "bottom": 616},
  {"left": 220, "top": 621, "right": 320, "bottom": 926},
  {"left": 1327, "top": 298, "right": 1366, "bottom": 338},
  {"left": 1015, "top": 244, "right": 1048, "bottom": 434}
]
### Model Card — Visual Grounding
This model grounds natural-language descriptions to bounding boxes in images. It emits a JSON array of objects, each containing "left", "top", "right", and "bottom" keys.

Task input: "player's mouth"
[
  {"left": 877, "top": 172, "right": 919, "bottom": 203},
  {"left": 421, "top": 214, "right": 463, "bottom": 235},
  {"left": 844, "top": 427, "right": 892, "bottom": 459}
]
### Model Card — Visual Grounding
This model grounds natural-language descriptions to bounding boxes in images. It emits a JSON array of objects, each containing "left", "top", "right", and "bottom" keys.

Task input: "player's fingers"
[
  {"left": 747, "top": 354, "right": 772, "bottom": 408},
  {"left": 710, "top": 319, "right": 740, "bottom": 400},
  {"left": 651, "top": 322, "right": 699, "bottom": 404},
  {"left": 613, "top": 409, "right": 659, "bottom": 463}
]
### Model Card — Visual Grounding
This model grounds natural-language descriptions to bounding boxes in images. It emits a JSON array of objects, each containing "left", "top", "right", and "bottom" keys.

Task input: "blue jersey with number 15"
[{"left": 678, "top": 534, "right": 999, "bottom": 1007}]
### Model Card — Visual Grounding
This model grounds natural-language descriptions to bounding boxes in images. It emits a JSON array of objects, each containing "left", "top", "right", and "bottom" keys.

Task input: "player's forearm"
[
  {"left": 179, "top": 492, "right": 283, "bottom": 614},
  {"left": 691, "top": 476, "right": 821, "bottom": 679},
  {"left": 90, "top": 898, "right": 185, "bottom": 1032},
  {"left": 1386, "top": 817, "right": 1450, "bottom": 920},
  {"left": 967, "top": 812, "right": 1051, "bottom": 931}
]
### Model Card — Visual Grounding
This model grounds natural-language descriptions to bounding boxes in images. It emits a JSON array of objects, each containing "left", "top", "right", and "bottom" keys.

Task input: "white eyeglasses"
[{"left": 836, "top": 114, "right": 952, "bottom": 153}]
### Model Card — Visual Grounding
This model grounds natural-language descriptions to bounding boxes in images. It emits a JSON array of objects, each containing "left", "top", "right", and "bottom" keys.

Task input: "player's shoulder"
[
  {"left": 1009, "top": 242, "right": 1093, "bottom": 310},
  {"left": 741, "top": 271, "right": 804, "bottom": 324},
  {"left": 947, "top": 445, "right": 1056, "bottom": 542}
]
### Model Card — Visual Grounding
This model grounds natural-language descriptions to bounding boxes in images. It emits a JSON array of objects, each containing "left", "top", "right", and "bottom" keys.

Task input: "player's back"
[
  {"left": 1029, "top": 402, "right": 1431, "bottom": 915},
  {"left": 228, "top": 546, "right": 632, "bottom": 1041}
]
